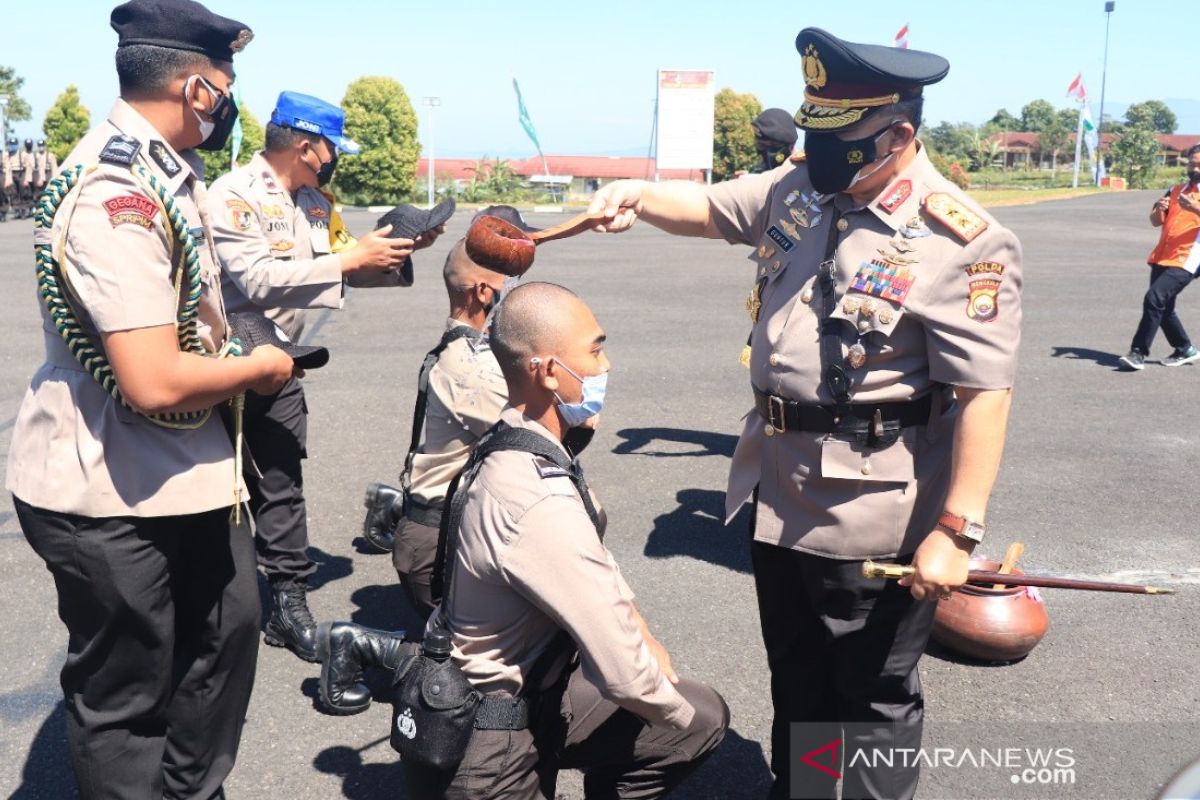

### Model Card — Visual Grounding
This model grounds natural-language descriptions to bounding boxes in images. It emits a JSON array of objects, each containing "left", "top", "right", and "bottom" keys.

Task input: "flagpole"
[{"left": 1072, "top": 100, "right": 1086, "bottom": 188}]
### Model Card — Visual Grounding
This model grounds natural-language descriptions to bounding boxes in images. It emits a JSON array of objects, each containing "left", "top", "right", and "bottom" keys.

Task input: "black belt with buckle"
[
  {"left": 753, "top": 386, "right": 933, "bottom": 435},
  {"left": 404, "top": 496, "right": 443, "bottom": 529}
]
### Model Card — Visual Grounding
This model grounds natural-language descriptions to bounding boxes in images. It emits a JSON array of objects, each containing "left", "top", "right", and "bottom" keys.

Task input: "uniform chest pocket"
[{"left": 820, "top": 426, "right": 916, "bottom": 483}]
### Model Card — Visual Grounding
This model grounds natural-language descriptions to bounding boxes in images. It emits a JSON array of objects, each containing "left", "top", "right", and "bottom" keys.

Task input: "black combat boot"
[
  {"left": 264, "top": 579, "right": 319, "bottom": 662},
  {"left": 315, "top": 622, "right": 408, "bottom": 715},
  {"left": 361, "top": 482, "right": 404, "bottom": 553}
]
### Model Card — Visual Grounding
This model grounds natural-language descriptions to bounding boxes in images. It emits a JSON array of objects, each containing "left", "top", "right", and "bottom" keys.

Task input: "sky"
[{"left": 4, "top": 0, "right": 1196, "bottom": 159}]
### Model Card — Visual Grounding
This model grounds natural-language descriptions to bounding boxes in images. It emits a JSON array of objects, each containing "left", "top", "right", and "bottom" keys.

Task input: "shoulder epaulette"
[
  {"left": 789, "top": 151, "right": 807, "bottom": 164},
  {"left": 533, "top": 454, "right": 570, "bottom": 480},
  {"left": 98, "top": 135, "right": 141, "bottom": 167},
  {"left": 922, "top": 191, "right": 988, "bottom": 244}
]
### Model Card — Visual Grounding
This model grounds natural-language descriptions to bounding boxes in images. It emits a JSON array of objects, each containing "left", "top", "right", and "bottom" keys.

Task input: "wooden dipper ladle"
[{"left": 464, "top": 209, "right": 608, "bottom": 276}]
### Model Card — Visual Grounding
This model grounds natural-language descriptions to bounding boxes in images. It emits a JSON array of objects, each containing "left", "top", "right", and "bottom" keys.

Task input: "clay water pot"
[
  {"left": 464, "top": 210, "right": 607, "bottom": 276},
  {"left": 931, "top": 558, "right": 1049, "bottom": 663}
]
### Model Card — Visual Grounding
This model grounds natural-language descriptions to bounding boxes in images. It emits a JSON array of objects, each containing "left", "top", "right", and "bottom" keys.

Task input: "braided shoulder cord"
[{"left": 34, "top": 163, "right": 240, "bottom": 430}]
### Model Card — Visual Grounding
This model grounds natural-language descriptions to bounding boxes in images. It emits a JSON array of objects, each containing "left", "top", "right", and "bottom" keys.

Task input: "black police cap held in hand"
[
  {"left": 111, "top": 0, "right": 253, "bottom": 62},
  {"left": 375, "top": 197, "right": 456, "bottom": 240},
  {"left": 793, "top": 27, "right": 948, "bottom": 132},
  {"left": 227, "top": 311, "right": 329, "bottom": 370}
]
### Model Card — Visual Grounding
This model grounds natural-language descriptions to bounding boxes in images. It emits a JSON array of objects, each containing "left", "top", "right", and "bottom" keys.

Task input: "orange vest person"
[{"left": 1118, "top": 143, "right": 1200, "bottom": 370}]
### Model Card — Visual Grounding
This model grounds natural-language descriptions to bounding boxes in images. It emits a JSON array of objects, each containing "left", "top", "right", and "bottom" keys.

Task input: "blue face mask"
[{"left": 545, "top": 357, "right": 607, "bottom": 428}]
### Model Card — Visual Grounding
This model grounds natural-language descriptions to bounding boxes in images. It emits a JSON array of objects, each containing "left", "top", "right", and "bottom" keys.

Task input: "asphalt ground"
[{"left": 1, "top": 190, "right": 1198, "bottom": 799}]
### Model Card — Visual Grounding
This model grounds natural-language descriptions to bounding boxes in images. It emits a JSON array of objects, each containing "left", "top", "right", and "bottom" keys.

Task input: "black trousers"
[
  {"left": 392, "top": 516, "right": 440, "bottom": 620},
  {"left": 405, "top": 669, "right": 729, "bottom": 800},
  {"left": 751, "top": 541, "right": 937, "bottom": 800},
  {"left": 14, "top": 497, "right": 260, "bottom": 800},
  {"left": 243, "top": 376, "right": 315, "bottom": 583},
  {"left": 1130, "top": 264, "right": 1195, "bottom": 355}
]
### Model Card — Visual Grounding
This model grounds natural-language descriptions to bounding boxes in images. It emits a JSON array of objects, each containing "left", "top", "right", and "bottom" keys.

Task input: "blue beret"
[
  {"left": 111, "top": 0, "right": 253, "bottom": 62},
  {"left": 270, "top": 92, "right": 360, "bottom": 154}
]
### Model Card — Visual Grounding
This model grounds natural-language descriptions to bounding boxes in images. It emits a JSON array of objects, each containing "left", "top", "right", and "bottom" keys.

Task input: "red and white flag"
[
  {"left": 894, "top": 24, "right": 909, "bottom": 49},
  {"left": 1066, "top": 73, "right": 1087, "bottom": 102}
]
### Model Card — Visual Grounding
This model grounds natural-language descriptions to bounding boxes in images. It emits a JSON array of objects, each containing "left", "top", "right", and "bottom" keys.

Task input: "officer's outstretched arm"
[{"left": 587, "top": 179, "right": 716, "bottom": 238}]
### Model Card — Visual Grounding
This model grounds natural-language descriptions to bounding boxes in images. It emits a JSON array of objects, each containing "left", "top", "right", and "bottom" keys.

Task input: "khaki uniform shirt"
[
  {"left": 408, "top": 318, "right": 508, "bottom": 504},
  {"left": 708, "top": 145, "right": 1023, "bottom": 559},
  {"left": 13, "top": 147, "right": 34, "bottom": 187},
  {"left": 208, "top": 152, "right": 410, "bottom": 341},
  {"left": 34, "top": 148, "right": 57, "bottom": 185},
  {"left": 1, "top": 149, "right": 10, "bottom": 191},
  {"left": 7, "top": 99, "right": 242, "bottom": 517},
  {"left": 437, "top": 406, "right": 694, "bottom": 729}
]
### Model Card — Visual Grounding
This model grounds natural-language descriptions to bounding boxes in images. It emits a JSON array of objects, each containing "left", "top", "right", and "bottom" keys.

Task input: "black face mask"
[
  {"left": 753, "top": 144, "right": 791, "bottom": 174},
  {"left": 803, "top": 128, "right": 884, "bottom": 195},
  {"left": 562, "top": 425, "right": 595, "bottom": 457},
  {"left": 307, "top": 148, "right": 337, "bottom": 187},
  {"left": 193, "top": 81, "right": 239, "bottom": 152},
  {"left": 1189, "top": 169, "right": 1200, "bottom": 184}
]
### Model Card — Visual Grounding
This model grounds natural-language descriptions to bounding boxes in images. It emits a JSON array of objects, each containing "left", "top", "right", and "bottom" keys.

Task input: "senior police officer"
[
  {"left": 207, "top": 90, "right": 429, "bottom": 661},
  {"left": 6, "top": 1, "right": 298, "bottom": 796},
  {"left": 587, "top": 28, "right": 1023, "bottom": 799},
  {"left": 360, "top": 232, "right": 509, "bottom": 617}
]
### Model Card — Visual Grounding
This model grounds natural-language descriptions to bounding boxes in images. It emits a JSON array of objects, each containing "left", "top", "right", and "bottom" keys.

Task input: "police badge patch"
[
  {"left": 965, "top": 262, "right": 1005, "bottom": 323},
  {"left": 227, "top": 199, "right": 254, "bottom": 232}
]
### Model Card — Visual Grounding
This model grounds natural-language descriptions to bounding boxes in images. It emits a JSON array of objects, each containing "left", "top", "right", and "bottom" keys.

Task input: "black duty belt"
[
  {"left": 404, "top": 496, "right": 443, "bottom": 529},
  {"left": 753, "top": 387, "right": 933, "bottom": 435},
  {"left": 474, "top": 693, "right": 530, "bottom": 730}
]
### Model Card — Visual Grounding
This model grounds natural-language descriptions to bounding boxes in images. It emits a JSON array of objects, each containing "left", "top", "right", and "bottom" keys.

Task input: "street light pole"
[
  {"left": 1095, "top": 1, "right": 1115, "bottom": 186},
  {"left": 422, "top": 96, "right": 440, "bottom": 208}
]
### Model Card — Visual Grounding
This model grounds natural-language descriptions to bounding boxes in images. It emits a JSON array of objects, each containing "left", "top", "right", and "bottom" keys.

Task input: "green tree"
[
  {"left": 0, "top": 65, "right": 32, "bottom": 137},
  {"left": 1020, "top": 99, "right": 1056, "bottom": 133},
  {"left": 42, "top": 85, "right": 91, "bottom": 162},
  {"left": 1110, "top": 125, "right": 1163, "bottom": 189},
  {"left": 1037, "top": 115, "right": 1071, "bottom": 177},
  {"left": 925, "top": 121, "right": 975, "bottom": 161},
  {"left": 197, "top": 106, "right": 264, "bottom": 182},
  {"left": 1124, "top": 100, "right": 1177, "bottom": 134},
  {"left": 711, "top": 87, "right": 763, "bottom": 181},
  {"left": 333, "top": 76, "right": 419, "bottom": 205},
  {"left": 989, "top": 108, "right": 1019, "bottom": 130}
]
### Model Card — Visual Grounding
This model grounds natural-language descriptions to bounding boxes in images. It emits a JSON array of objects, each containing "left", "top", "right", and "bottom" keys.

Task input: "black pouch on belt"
[{"left": 389, "top": 631, "right": 481, "bottom": 770}]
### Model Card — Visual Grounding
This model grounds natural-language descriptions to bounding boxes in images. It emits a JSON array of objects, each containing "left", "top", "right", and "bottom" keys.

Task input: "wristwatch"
[{"left": 937, "top": 511, "right": 986, "bottom": 545}]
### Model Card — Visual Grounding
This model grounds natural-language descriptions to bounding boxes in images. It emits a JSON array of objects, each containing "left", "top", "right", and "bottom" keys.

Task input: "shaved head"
[
  {"left": 443, "top": 239, "right": 504, "bottom": 293},
  {"left": 491, "top": 282, "right": 591, "bottom": 379}
]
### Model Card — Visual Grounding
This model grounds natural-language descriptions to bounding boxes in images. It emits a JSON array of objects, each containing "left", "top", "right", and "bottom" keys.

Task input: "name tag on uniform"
[{"left": 766, "top": 225, "right": 794, "bottom": 252}]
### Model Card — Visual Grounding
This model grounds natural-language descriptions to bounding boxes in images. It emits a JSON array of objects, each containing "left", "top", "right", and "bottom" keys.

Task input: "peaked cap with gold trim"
[{"left": 794, "top": 27, "right": 948, "bottom": 132}]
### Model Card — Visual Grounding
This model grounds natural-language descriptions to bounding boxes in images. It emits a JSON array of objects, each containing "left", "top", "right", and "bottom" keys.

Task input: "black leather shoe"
[
  {"left": 315, "top": 622, "right": 408, "bottom": 715},
  {"left": 264, "top": 579, "right": 319, "bottom": 662},
  {"left": 362, "top": 482, "right": 404, "bottom": 553}
]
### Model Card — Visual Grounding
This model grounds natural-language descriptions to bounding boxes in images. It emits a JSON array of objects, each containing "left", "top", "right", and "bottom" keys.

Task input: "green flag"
[{"left": 513, "top": 79, "right": 541, "bottom": 152}]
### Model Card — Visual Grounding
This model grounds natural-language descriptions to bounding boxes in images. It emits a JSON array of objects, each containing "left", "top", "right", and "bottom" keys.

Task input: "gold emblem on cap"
[
  {"left": 230, "top": 29, "right": 254, "bottom": 53},
  {"left": 802, "top": 45, "right": 827, "bottom": 90}
]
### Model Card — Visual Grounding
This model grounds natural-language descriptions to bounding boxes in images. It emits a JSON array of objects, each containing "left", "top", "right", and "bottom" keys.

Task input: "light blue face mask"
[{"left": 537, "top": 357, "right": 607, "bottom": 428}]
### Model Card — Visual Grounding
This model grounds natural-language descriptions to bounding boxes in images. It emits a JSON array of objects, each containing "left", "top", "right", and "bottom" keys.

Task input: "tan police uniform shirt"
[
  {"left": 34, "top": 148, "right": 57, "bottom": 186},
  {"left": 1, "top": 148, "right": 11, "bottom": 191},
  {"left": 707, "top": 144, "right": 1023, "bottom": 559},
  {"left": 13, "top": 147, "right": 34, "bottom": 187},
  {"left": 208, "top": 151, "right": 410, "bottom": 342},
  {"left": 7, "top": 99, "right": 242, "bottom": 517},
  {"left": 408, "top": 318, "right": 508, "bottom": 505},
  {"left": 437, "top": 406, "right": 695, "bottom": 730}
]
